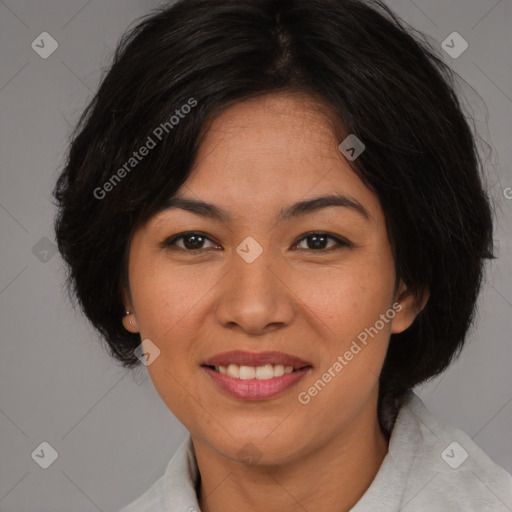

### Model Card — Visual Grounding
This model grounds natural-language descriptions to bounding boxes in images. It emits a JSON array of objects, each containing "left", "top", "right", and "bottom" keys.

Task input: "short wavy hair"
[{"left": 53, "top": 0, "right": 494, "bottom": 431}]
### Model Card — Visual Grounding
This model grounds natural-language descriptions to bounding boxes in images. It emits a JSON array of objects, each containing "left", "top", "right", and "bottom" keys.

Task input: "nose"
[{"left": 213, "top": 245, "right": 295, "bottom": 335}]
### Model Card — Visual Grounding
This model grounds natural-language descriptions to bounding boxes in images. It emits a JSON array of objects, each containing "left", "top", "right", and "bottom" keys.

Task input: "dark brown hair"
[{"left": 53, "top": 0, "right": 494, "bottom": 431}]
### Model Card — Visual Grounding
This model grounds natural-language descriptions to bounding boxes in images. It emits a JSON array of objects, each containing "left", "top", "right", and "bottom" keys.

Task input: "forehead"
[
  {"left": 176, "top": 92, "right": 382, "bottom": 223},
  {"left": 193, "top": 92, "right": 340, "bottom": 170}
]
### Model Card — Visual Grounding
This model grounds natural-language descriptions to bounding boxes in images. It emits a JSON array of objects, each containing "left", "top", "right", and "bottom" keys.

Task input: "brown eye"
[
  {"left": 293, "top": 232, "right": 350, "bottom": 251},
  {"left": 163, "top": 232, "right": 220, "bottom": 253}
]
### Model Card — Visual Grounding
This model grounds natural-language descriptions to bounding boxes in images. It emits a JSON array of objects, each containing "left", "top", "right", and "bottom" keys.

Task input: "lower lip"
[{"left": 201, "top": 366, "right": 311, "bottom": 400}]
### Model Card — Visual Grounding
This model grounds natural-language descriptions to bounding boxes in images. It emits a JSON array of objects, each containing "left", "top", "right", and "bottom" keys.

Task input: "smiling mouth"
[{"left": 200, "top": 362, "right": 312, "bottom": 400}]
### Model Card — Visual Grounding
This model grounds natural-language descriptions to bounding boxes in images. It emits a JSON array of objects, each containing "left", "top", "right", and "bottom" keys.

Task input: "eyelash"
[{"left": 161, "top": 231, "right": 351, "bottom": 255}]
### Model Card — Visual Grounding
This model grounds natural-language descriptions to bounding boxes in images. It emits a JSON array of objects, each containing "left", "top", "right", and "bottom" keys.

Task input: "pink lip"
[
  {"left": 202, "top": 350, "right": 312, "bottom": 368},
  {"left": 201, "top": 366, "right": 312, "bottom": 400}
]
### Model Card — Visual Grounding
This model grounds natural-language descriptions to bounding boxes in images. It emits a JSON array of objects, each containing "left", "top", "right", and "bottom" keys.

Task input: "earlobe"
[
  {"left": 121, "top": 286, "right": 139, "bottom": 333},
  {"left": 390, "top": 281, "right": 429, "bottom": 334},
  {"left": 122, "top": 309, "right": 139, "bottom": 333}
]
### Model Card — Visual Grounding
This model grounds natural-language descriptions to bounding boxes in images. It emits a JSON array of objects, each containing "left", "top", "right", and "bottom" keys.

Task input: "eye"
[
  {"left": 162, "top": 230, "right": 350, "bottom": 255},
  {"left": 162, "top": 231, "right": 221, "bottom": 254},
  {"left": 292, "top": 232, "right": 350, "bottom": 252}
]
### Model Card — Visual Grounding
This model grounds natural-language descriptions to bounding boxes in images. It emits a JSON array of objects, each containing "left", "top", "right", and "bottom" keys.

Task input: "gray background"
[{"left": 0, "top": 0, "right": 511, "bottom": 510}]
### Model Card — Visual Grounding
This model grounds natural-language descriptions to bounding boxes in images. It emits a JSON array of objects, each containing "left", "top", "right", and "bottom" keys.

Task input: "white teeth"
[
  {"left": 226, "top": 364, "right": 240, "bottom": 378},
  {"left": 239, "top": 366, "right": 255, "bottom": 380},
  {"left": 274, "top": 364, "right": 285, "bottom": 377},
  {"left": 255, "top": 364, "right": 274, "bottom": 380},
  {"left": 215, "top": 363, "right": 296, "bottom": 379}
]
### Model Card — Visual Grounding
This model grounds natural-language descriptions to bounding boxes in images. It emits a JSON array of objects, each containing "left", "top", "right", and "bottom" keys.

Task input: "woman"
[{"left": 53, "top": 0, "right": 512, "bottom": 510}]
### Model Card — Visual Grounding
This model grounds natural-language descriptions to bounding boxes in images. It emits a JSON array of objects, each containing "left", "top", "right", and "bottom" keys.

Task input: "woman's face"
[{"left": 123, "top": 92, "right": 420, "bottom": 464}]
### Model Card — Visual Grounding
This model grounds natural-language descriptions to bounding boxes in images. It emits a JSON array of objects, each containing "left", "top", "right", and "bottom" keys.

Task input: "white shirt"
[{"left": 118, "top": 391, "right": 512, "bottom": 511}]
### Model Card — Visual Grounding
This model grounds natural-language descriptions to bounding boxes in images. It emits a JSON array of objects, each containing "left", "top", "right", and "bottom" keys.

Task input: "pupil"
[
  {"left": 309, "top": 234, "right": 326, "bottom": 249},
  {"left": 185, "top": 234, "right": 203, "bottom": 250}
]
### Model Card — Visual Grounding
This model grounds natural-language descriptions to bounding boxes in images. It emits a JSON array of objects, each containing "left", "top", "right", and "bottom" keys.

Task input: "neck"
[{"left": 194, "top": 398, "right": 388, "bottom": 512}]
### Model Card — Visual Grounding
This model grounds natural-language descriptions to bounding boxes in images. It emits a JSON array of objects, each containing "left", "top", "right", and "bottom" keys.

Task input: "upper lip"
[{"left": 202, "top": 350, "right": 312, "bottom": 369}]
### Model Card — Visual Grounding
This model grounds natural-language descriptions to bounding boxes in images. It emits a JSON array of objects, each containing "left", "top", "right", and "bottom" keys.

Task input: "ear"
[
  {"left": 121, "top": 287, "right": 139, "bottom": 333},
  {"left": 390, "top": 280, "right": 429, "bottom": 334}
]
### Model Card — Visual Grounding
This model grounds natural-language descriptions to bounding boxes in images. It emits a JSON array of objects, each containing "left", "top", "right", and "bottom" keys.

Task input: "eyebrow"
[{"left": 163, "top": 193, "right": 371, "bottom": 223}]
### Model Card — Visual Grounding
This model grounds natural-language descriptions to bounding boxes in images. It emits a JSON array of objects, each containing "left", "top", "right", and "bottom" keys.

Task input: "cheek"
[
  {"left": 130, "top": 257, "right": 216, "bottom": 339},
  {"left": 131, "top": 267, "right": 207, "bottom": 417},
  {"left": 295, "top": 258, "right": 395, "bottom": 395},
  {"left": 295, "top": 267, "right": 394, "bottom": 420},
  {"left": 296, "top": 258, "right": 395, "bottom": 334}
]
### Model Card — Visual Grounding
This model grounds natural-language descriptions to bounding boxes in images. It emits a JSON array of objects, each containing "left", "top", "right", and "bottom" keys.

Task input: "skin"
[{"left": 122, "top": 92, "right": 428, "bottom": 512}]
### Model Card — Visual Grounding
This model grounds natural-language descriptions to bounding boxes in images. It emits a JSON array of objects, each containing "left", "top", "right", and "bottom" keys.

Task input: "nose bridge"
[
  {"left": 231, "top": 238, "right": 278, "bottom": 303},
  {"left": 235, "top": 243, "right": 274, "bottom": 291}
]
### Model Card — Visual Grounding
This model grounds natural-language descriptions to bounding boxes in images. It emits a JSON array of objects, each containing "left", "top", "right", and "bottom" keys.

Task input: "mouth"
[{"left": 200, "top": 351, "right": 313, "bottom": 400}]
